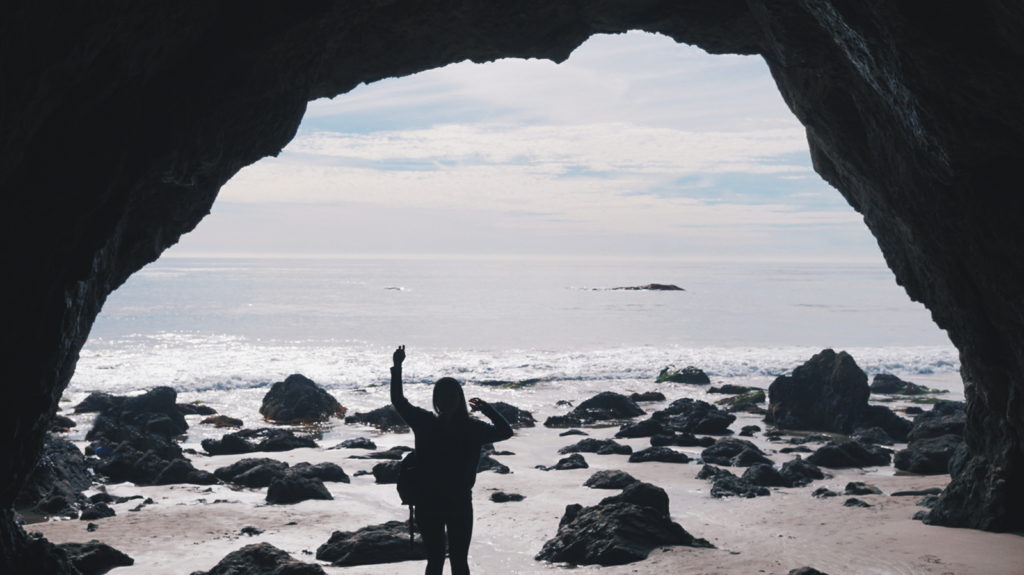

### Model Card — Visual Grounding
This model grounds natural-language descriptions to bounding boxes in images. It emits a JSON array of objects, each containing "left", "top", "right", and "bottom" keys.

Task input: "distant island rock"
[{"left": 600, "top": 284, "right": 685, "bottom": 291}]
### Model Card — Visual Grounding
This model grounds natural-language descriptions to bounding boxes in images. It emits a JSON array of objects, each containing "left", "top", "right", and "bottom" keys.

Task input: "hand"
[
  {"left": 393, "top": 345, "right": 406, "bottom": 367},
  {"left": 468, "top": 397, "right": 488, "bottom": 412}
]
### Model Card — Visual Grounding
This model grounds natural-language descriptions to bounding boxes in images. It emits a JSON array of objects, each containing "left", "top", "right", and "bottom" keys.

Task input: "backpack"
[{"left": 396, "top": 450, "right": 420, "bottom": 547}]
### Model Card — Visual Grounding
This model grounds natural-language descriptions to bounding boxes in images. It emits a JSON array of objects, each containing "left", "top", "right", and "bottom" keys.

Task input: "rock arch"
[{"left": 3, "top": 1, "right": 1023, "bottom": 569}]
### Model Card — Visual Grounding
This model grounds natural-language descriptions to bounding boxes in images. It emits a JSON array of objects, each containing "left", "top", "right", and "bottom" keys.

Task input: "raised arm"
[
  {"left": 389, "top": 345, "right": 410, "bottom": 411},
  {"left": 469, "top": 398, "right": 514, "bottom": 443}
]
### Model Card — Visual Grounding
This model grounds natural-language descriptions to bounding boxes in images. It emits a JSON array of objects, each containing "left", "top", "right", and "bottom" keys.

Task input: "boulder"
[
  {"left": 259, "top": 374, "right": 345, "bottom": 424},
  {"left": 739, "top": 425, "right": 761, "bottom": 437},
  {"left": 49, "top": 415, "right": 77, "bottom": 432},
  {"left": 779, "top": 457, "right": 826, "bottom": 487},
  {"left": 558, "top": 438, "right": 632, "bottom": 456},
  {"left": 715, "top": 390, "right": 766, "bottom": 413},
  {"left": 477, "top": 455, "right": 511, "bottom": 474},
  {"left": 79, "top": 504, "right": 115, "bottom": 521},
  {"left": 536, "top": 482, "right": 712, "bottom": 565},
  {"left": 653, "top": 398, "right": 735, "bottom": 435},
  {"left": 628, "top": 447, "right": 690, "bottom": 464},
  {"left": 650, "top": 432, "right": 716, "bottom": 448},
  {"left": 266, "top": 473, "right": 333, "bottom": 504},
  {"left": 572, "top": 392, "right": 644, "bottom": 420},
  {"left": 15, "top": 436, "right": 91, "bottom": 517},
  {"left": 331, "top": 437, "right": 376, "bottom": 450},
  {"left": 201, "top": 428, "right": 317, "bottom": 455},
  {"left": 870, "top": 373, "right": 929, "bottom": 395},
  {"left": 177, "top": 402, "right": 217, "bottom": 416},
  {"left": 789, "top": 568, "right": 829, "bottom": 575},
  {"left": 316, "top": 521, "right": 425, "bottom": 566},
  {"left": 151, "top": 458, "right": 217, "bottom": 486},
  {"left": 615, "top": 419, "right": 668, "bottom": 439},
  {"left": 75, "top": 392, "right": 126, "bottom": 414},
  {"left": 56, "top": 541, "right": 134, "bottom": 575},
  {"left": 806, "top": 439, "right": 892, "bottom": 468},
  {"left": 94, "top": 443, "right": 214, "bottom": 486},
  {"left": 559, "top": 429, "right": 587, "bottom": 437},
  {"left": 190, "top": 543, "right": 325, "bottom": 575},
  {"left": 490, "top": 401, "right": 535, "bottom": 428},
  {"left": 844, "top": 497, "right": 872, "bottom": 508},
  {"left": 291, "top": 462, "right": 350, "bottom": 483},
  {"left": 656, "top": 366, "right": 710, "bottom": 384},
  {"left": 844, "top": 482, "right": 882, "bottom": 495},
  {"left": 629, "top": 391, "right": 666, "bottom": 402},
  {"left": 740, "top": 463, "right": 788, "bottom": 487},
  {"left": 345, "top": 405, "right": 409, "bottom": 432},
  {"left": 543, "top": 415, "right": 583, "bottom": 428},
  {"left": 214, "top": 458, "right": 289, "bottom": 487},
  {"left": 584, "top": 470, "right": 639, "bottom": 490},
  {"left": 200, "top": 415, "right": 243, "bottom": 428},
  {"left": 696, "top": 464, "right": 734, "bottom": 481},
  {"left": 907, "top": 401, "right": 966, "bottom": 441},
  {"left": 710, "top": 476, "right": 770, "bottom": 498},
  {"left": 700, "top": 439, "right": 767, "bottom": 466},
  {"left": 851, "top": 426, "right": 895, "bottom": 446},
  {"left": 708, "top": 385, "right": 760, "bottom": 394},
  {"left": 86, "top": 387, "right": 188, "bottom": 461},
  {"left": 859, "top": 405, "right": 913, "bottom": 442},
  {"left": 372, "top": 461, "right": 402, "bottom": 484},
  {"left": 537, "top": 453, "right": 589, "bottom": 471},
  {"left": 348, "top": 446, "right": 410, "bottom": 460},
  {"left": 491, "top": 491, "right": 525, "bottom": 502},
  {"left": 812, "top": 487, "right": 838, "bottom": 498},
  {"left": 894, "top": 434, "right": 962, "bottom": 474},
  {"left": 765, "top": 349, "right": 869, "bottom": 434}
]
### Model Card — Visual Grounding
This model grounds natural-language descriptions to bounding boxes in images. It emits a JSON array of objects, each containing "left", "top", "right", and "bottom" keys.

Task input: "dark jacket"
[{"left": 391, "top": 366, "right": 513, "bottom": 497}]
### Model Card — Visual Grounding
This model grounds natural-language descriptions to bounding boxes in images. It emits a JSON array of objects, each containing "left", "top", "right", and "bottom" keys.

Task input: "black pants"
[{"left": 416, "top": 492, "right": 474, "bottom": 575}]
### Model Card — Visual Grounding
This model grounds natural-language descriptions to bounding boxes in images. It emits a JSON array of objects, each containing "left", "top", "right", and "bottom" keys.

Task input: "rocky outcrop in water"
[
  {"left": 201, "top": 428, "right": 317, "bottom": 456},
  {"left": 259, "top": 374, "right": 345, "bottom": 424},
  {"left": 5, "top": 3, "right": 1024, "bottom": 568},
  {"left": 656, "top": 366, "right": 710, "bottom": 384},
  {"left": 345, "top": 405, "right": 410, "bottom": 432}
]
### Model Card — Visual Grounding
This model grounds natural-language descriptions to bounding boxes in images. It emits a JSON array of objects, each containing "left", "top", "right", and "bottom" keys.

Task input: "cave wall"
[{"left": 2, "top": 0, "right": 1023, "bottom": 568}]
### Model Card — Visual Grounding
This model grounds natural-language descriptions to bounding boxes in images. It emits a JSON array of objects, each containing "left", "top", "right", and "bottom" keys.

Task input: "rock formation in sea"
[{"left": 4, "top": 3, "right": 1024, "bottom": 569}]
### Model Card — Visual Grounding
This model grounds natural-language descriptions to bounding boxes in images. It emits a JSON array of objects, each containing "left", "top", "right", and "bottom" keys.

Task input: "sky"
[{"left": 168, "top": 31, "right": 883, "bottom": 262}]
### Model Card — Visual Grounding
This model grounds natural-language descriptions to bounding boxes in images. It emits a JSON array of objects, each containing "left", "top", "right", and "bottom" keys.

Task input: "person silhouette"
[{"left": 389, "top": 345, "right": 513, "bottom": 575}]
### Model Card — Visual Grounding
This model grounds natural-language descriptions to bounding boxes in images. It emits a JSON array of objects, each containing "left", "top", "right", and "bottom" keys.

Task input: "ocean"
[{"left": 64, "top": 255, "right": 961, "bottom": 442}]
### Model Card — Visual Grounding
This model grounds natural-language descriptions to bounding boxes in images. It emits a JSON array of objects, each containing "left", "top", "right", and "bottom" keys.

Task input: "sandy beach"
[{"left": 31, "top": 387, "right": 1024, "bottom": 575}]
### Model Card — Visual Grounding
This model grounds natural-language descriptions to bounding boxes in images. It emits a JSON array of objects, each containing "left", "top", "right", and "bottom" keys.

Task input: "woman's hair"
[{"left": 433, "top": 377, "right": 469, "bottom": 419}]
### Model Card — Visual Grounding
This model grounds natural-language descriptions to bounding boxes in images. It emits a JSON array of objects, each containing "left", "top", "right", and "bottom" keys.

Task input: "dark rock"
[
  {"left": 696, "top": 464, "right": 735, "bottom": 481},
  {"left": 787, "top": 434, "right": 833, "bottom": 445},
  {"left": 710, "top": 476, "right": 770, "bottom": 498},
  {"left": 348, "top": 446, "right": 409, "bottom": 460},
  {"left": 629, "top": 391, "right": 665, "bottom": 402},
  {"left": 15, "top": 437, "right": 91, "bottom": 517},
  {"left": 240, "top": 526, "right": 263, "bottom": 536},
  {"left": 851, "top": 426, "right": 895, "bottom": 446},
  {"left": 371, "top": 461, "right": 401, "bottom": 484},
  {"left": 315, "top": 521, "right": 425, "bottom": 566},
  {"left": 615, "top": 419, "right": 668, "bottom": 439},
  {"left": 740, "top": 463, "right": 788, "bottom": 487},
  {"left": 191, "top": 543, "right": 325, "bottom": 574},
  {"left": 93, "top": 443, "right": 214, "bottom": 486},
  {"left": 609, "top": 283, "right": 684, "bottom": 291},
  {"left": 477, "top": 455, "right": 510, "bottom": 474},
  {"left": 572, "top": 392, "right": 644, "bottom": 420},
  {"left": 559, "top": 429, "right": 587, "bottom": 437},
  {"left": 74, "top": 393, "right": 126, "bottom": 414},
  {"left": 490, "top": 491, "right": 524, "bottom": 502},
  {"left": 870, "top": 373, "right": 929, "bottom": 395},
  {"left": 266, "top": 473, "right": 333, "bottom": 505},
  {"left": 779, "top": 446, "right": 813, "bottom": 454},
  {"left": 812, "top": 487, "right": 838, "bottom": 498},
  {"left": 650, "top": 432, "right": 716, "bottom": 448},
  {"left": 177, "top": 402, "right": 217, "bottom": 416},
  {"left": 708, "top": 385, "right": 760, "bottom": 394},
  {"left": 79, "top": 504, "right": 115, "bottom": 521},
  {"left": 543, "top": 415, "right": 583, "bottom": 428},
  {"left": 715, "top": 390, "right": 766, "bottom": 413},
  {"left": 891, "top": 488, "right": 942, "bottom": 497},
  {"left": 538, "top": 453, "right": 588, "bottom": 471},
  {"left": 907, "top": 401, "right": 966, "bottom": 442},
  {"left": 732, "top": 449, "right": 773, "bottom": 467},
  {"left": 739, "top": 425, "right": 761, "bottom": 437},
  {"left": 700, "top": 439, "right": 766, "bottom": 466},
  {"left": 765, "top": 350, "right": 909, "bottom": 440},
  {"left": 200, "top": 415, "right": 243, "bottom": 428},
  {"left": 292, "top": 462, "right": 350, "bottom": 483},
  {"left": 628, "top": 446, "right": 689, "bottom": 464},
  {"left": 56, "top": 541, "right": 134, "bottom": 575},
  {"left": 894, "top": 434, "right": 962, "bottom": 474},
  {"left": 152, "top": 458, "right": 217, "bottom": 486},
  {"left": 345, "top": 405, "right": 409, "bottom": 432},
  {"left": 202, "top": 428, "right": 317, "bottom": 455},
  {"left": 779, "top": 457, "right": 826, "bottom": 487},
  {"left": 49, "top": 415, "right": 77, "bottom": 432},
  {"left": 656, "top": 365, "right": 710, "bottom": 384},
  {"left": 654, "top": 398, "right": 736, "bottom": 435},
  {"left": 845, "top": 482, "right": 882, "bottom": 495},
  {"left": 490, "top": 401, "right": 535, "bottom": 428},
  {"left": 215, "top": 458, "right": 290, "bottom": 487},
  {"left": 259, "top": 374, "right": 345, "bottom": 424},
  {"left": 476, "top": 378, "right": 542, "bottom": 389},
  {"left": 558, "top": 438, "right": 632, "bottom": 455},
  {"left": 806, "top": 439, "right": 892, "bottom": 468},
  {"left": 536, "top": 482, "right": 711, "bottom": 565},
  {"left": 904, "top": 406, "right": 925, "bottom": 415},
  {"left": 85, "top": 523, "right": 98, "bottom": 532},
  {"left": 843, "top": 497, "right": 872, "bottom": 508},
  {"left": 789, "top": 568, "right": 829, "bottom": 575},
  {"left": 331, "top": 437, "right": 376, "bottom": 450},
  {"left": 555, "top": 400, "right": 573, "bottom": 407},
  {"left": 584, "top": 470, "right": 639, "bottom": 489}
]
